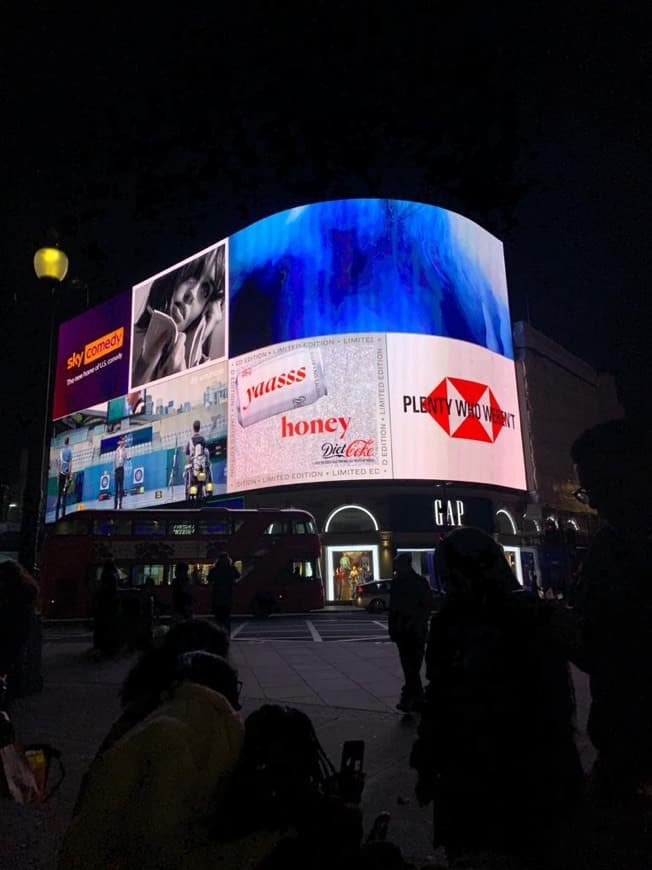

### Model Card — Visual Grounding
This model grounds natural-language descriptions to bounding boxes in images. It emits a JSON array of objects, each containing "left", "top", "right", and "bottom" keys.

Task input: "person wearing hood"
[
  {"left": 58, "top": 651, "right": 243, "bottom": 870},
  {"left": 411, "top": 527, "right": 582, "bottom": 868}
]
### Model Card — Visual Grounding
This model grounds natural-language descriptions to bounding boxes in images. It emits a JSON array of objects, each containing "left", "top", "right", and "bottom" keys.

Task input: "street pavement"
[{"left": 1, "top": 615, "right": 596, "bottom": 870}]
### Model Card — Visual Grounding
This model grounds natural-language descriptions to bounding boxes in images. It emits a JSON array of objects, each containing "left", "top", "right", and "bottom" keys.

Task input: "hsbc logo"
[{"left": 402, "top": 377, "right": 516, "bottom": 443}]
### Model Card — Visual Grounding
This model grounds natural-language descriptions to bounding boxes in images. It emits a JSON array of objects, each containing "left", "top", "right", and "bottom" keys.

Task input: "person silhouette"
[
  {"left": 411, "top": 527, "right": 582, "bottom": 867},
  {"left": 571, "top": 418, "right": 652, "bottom": 804}
]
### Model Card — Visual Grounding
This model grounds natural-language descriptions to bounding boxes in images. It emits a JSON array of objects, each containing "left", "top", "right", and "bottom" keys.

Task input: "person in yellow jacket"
[{"left": 57, "top": 652, "right": 247, "bottom": 870}]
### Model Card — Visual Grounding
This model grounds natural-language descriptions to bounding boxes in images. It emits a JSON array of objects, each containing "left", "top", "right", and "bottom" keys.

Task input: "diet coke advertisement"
[{"left": 227, "top": 334, "right": 392, "bottom": 493}]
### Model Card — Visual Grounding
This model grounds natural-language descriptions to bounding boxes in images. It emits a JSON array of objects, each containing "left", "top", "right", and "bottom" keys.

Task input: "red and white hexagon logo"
[{"left": 428, "top": 377, "right": 510, "bottom": 443}]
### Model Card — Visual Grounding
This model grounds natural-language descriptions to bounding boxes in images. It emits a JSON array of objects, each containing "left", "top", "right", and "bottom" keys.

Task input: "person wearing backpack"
[{"left": 410, "top": 527, "right": 582, "bottom": 868}]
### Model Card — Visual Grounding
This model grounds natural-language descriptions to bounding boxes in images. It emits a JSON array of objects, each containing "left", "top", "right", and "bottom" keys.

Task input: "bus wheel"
[{"left": 251, "top": 596, "right": 274, "bottom": 618}]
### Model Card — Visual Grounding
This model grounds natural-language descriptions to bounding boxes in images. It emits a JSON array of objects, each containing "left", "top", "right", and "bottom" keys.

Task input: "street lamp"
[{"left": 32, "top": 246, "right": 68, "bottom": 568}]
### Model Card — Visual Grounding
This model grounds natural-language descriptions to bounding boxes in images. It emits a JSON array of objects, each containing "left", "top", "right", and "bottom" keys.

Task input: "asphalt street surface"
[
  {"left": 43, "top": 609, "right": 391, "bottom": 645},
  {"left": 3, "top": 611, "right": 606, "bottom": 870}
]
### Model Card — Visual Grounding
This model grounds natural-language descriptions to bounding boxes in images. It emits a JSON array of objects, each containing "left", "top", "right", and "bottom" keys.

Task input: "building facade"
[{"left": 36, "top": 199, "right": 622, "bottom": 601}]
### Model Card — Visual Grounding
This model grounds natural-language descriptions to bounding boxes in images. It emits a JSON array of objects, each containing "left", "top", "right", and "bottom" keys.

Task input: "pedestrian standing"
[
  {"left": 0, "top": 560, "right": 40, "bottom": 705},
  {"left": 571, "top": 418, "right": 652, "bottom": 804},
  {"left": 411, "top": 527, "right": 582, "bottom": 868},
  {"left": 208, "top": 552, "right": 240, "bottom": 635},
  {"left": 388, "top": 553, "right": 431, "bottom": 713},
  {"left": 93, "top": 560, "right": 121, "bottom": 658},
  {"left": 171, "top": 562, "right": 193, "bottom": 621}
]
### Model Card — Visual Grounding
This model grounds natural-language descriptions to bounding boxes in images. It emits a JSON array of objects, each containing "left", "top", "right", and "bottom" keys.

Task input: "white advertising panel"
[
  {"left": 227, "top": 334, "right": 392, "bottom": 492},
  {"left": 387, "top": 334, "right": 526, "bottom": 490}
]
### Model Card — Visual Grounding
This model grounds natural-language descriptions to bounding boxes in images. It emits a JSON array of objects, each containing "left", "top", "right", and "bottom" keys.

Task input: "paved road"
[{"left": 43, "top": 610, "right": 391, "bottom": 644}]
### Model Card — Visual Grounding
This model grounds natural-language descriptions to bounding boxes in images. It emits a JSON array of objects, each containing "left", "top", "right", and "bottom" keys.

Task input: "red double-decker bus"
[{"left": 39, "top": 507, "right": 323, "bottom": 618}]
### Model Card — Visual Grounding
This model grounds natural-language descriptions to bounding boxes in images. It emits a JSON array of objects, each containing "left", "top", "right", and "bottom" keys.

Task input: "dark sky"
[{"left": 2, "top": 4, "right": 650, "bottom": 477}]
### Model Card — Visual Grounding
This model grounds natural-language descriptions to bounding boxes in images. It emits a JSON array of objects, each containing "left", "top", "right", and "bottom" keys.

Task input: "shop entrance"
[
  {"left": 395, "top": 548, "right": 436, "bottom": 588},
  {"left": 503, "top": 546, "right": 523, "bottom": 584},
  {"left": 325, "top": 545, "right": 380, "bottom": 601}
]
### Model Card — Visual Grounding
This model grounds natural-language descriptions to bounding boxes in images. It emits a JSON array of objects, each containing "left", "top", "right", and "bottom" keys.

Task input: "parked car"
[
  {"left": 354, "top": 579, "right": 444, "bottom": 613},
  {"left": 354, "top": 579, "right": 392, "bottom": 612}
]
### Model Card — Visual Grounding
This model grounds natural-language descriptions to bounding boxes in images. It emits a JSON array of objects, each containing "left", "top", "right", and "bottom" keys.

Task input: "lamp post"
[{"left": 31, "top": 246, "right": 68, "bottom": 569}]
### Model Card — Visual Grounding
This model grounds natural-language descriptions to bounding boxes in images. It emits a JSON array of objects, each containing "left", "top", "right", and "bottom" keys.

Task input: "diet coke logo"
[
  {"left": 321, "top": 439, "right": 374, "bottom": 460},
  {"left": 402, "top": 377, "right": 516, "bottom": 443}
]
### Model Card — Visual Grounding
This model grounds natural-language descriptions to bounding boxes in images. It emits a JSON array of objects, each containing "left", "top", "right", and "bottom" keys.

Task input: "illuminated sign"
[
  {"left": 388, "top": 334, "right": 526, "bottom": 490},
  {"left": 403, "top": 377, "right": 516, "bottom": 443},
  {"left": 227, "top": 334, "right": 392, "bottom": 492},
  {"left": 47, "top": 198, "right": 526, "bottom": 521},
  {"left": 131, "top": 242, "right": 227, "bottom": 389},
  {"left": 434, "top": 498, "right": 465, "bottom": 527},
  {"left": 228, "top": 199, "right": 513, "bottom": 359},
  {"left": 52, "top": 291, "right": 132, "bottom": 420}
]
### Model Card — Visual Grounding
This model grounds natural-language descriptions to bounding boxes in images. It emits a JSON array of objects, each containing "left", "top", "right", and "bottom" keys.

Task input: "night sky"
[{"left": 2, "top": 5, "right": 650, "bottom": 480}]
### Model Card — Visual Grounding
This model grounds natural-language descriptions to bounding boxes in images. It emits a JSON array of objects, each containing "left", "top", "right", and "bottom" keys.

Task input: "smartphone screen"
[{"left": 340, "top": 739, "right": 365, "bottom": 774}]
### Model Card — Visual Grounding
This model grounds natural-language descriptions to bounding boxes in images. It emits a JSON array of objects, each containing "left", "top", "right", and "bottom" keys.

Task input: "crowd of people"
[{"left": 1, "top": 417, "right": 650, "bottom": 868}]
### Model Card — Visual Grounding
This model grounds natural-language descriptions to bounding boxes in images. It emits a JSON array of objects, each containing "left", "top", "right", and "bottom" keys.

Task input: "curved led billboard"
[
  {"left": 228, "top": 199, "right": 513, "bottom": 357},
  {"left": 46, "top": 199, "right": 525, "bottom": 522}
]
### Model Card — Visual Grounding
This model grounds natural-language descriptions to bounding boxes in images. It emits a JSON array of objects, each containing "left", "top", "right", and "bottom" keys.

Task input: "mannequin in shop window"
[{"left": 334, "top": 567, "right": 345, "bottom": 600}]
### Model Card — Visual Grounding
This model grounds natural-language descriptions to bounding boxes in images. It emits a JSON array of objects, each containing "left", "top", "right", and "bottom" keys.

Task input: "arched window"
[
  {"left": 522, "top": 517, "right": 540, "bottom": 534},
  {"left": 495, "top": 508, "right": 517, "bottom": 535},
  {"left": 324, "top": 504, "right": 379, "bottom": 533}
]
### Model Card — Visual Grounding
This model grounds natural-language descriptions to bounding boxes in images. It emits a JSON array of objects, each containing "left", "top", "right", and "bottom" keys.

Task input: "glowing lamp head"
[
  {"left": 189, "top": 485, "right": 198, "bottom": 496},
  {"left": 33, "top": 247, "right": 69, "bottom": 282},
  {"left": 206, "top": 482, "right": 214, "bottom": 494}
]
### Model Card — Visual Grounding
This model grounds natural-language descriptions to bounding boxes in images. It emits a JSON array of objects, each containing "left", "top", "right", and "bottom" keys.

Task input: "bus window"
[
  {"left": 292, "top": 521, "right": 310, "bottom": 534},
  {"left": 264, "top": 522, "right": 284, "bottom": 535},
  {"left": 132, "top": 564, "right": 168, "bottom": 586},
  {"left": 89, "top": 563, "right": 131, "bottom": 591},
  {"left": 53, "top": 517, "right": 90, "bottom": 535},
  {"left": 199, "top": 520, "right": 232, "bottom": 535},
  {"left": 93, "top": 517, "right": 132, "bottom": 536},
  {"left": 132, "top": 520, "right": 166, "bottom": 536},
  {"left": 290, "top": 560, "right": 316, "bottom": 580},
  {"left": 189, "top": 564, "right": 210, "bottom": 585}
]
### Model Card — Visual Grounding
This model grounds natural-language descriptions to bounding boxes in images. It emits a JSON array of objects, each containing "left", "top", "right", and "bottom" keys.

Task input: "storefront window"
[{"left": 330, "top": 549, "right": 375, "bottom": 601}]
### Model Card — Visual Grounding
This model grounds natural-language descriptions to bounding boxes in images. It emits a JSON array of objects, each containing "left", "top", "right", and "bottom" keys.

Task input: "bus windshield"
[{"left": 40, "top": 507, "right": 323, "bottom": 618}]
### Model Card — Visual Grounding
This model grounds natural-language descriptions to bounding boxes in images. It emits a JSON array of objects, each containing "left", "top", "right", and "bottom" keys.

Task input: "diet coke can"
[{"left": 236, "top": 346, "right": 328, "bottom": 428}]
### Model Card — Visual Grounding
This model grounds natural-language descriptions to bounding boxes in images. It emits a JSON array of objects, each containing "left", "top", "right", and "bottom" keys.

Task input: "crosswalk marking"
[{"left": 305, "top": 620, "right": 323, "bottom": 642}]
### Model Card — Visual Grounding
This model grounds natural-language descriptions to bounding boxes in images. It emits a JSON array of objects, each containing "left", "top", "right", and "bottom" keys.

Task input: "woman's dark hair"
[
  {"left": 174, "top": 651, "right": 241, "bottom": 710},
  {"left": 241, "top": 705, "right": 334, "bottom": 784},
  {"left": 213, "top": 705, "right": 338, "bottom": 840},
  {"left": 436, "top": 526, "right": 518, "bottom": 608},
  {"left": 120, "top": 618, "right": 229, "bottom": 707},
  {"left": 136, "top": 246, "right": 225, "bottom": 332}
]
